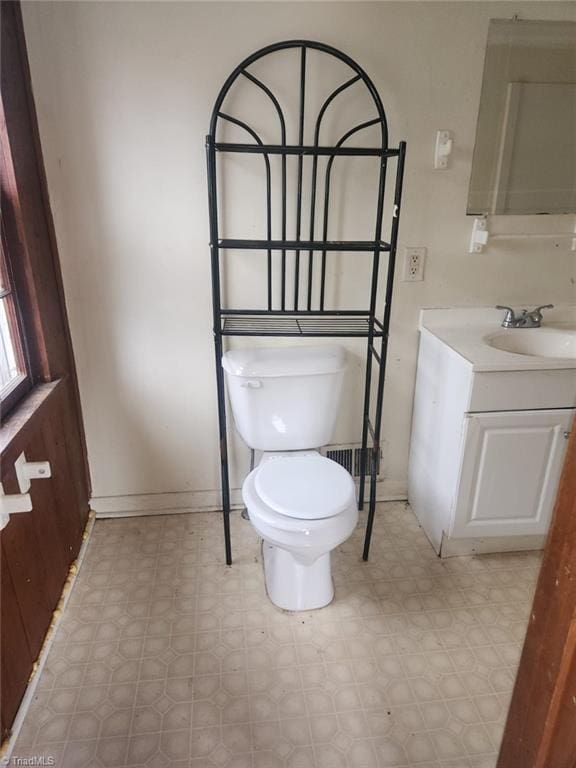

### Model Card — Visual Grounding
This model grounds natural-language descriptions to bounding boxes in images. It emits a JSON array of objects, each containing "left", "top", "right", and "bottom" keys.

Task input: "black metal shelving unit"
[{"left": 206, "top": 40, "right": 406, "bottom": 565}]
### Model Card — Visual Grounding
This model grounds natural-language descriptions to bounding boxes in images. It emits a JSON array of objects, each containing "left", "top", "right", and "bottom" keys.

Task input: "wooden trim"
[
  {"left": 1, "top": 2, "right": 79, "bottom": 379},
  {"left": 1, "top": 220, "right": 33, "bottom": 416},
  {"left": 0, "top": 79, "right": 51, "bottom": 381},
  {"left": 497, "top": 428, "right": 576, "bottom": 768},
  {"left": 0, "top": 1, "right": 91, "bottom": 497}
]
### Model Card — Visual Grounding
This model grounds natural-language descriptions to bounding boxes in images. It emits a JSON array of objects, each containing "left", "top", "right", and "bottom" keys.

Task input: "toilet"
[{"left": 222, "top": 345, "right": 358, "bottom": 611}]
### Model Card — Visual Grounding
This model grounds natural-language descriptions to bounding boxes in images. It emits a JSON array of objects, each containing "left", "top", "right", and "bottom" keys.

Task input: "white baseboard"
[
  {"left": 91, "top": 489, "right": 244, "bottom": 517},
  {"left": 91, "top": 480, "right": 407, "bottom": 518},
  {"left": 440, "top": 532, "right": 546, "bottom": 558}
]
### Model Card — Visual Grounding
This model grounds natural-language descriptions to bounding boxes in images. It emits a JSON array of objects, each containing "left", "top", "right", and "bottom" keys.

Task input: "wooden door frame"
[
  {"left": 1, "top": 0, "right": 71, "bottom": 382},
  {"left": 497, "top": 427, "right": 576, "bottom": 767},
  {"left": 1, "top": 0, "right": 90, "bottom": 495}
]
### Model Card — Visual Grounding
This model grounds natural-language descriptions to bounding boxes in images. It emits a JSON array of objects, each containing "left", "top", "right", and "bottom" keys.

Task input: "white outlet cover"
[{"left": 403, "top": 247, "right": 426, "bottom": 281}]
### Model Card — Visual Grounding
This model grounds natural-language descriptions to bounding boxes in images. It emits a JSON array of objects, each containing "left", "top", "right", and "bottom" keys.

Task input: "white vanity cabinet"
[{"left": 408, "top": 316, "right": 576, "bottom": 557}]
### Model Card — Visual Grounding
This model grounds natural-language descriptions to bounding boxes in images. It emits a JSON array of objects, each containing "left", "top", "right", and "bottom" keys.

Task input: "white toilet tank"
[{"left": 222, "top": 345, "right": 346, "bottom": 451}]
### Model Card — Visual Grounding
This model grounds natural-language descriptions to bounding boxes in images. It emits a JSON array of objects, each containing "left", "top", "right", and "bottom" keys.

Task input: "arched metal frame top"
[
  {"left": 208, "top": 39, "right": 389, "bottom": 148},
  {"left": 207, "top": 39, "right": 393, "bottom": 316}
]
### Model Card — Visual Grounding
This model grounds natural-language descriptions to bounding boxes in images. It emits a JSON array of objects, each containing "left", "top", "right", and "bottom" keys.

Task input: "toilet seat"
[
  {"left": 254, "top": 454, "right": 355, "bottom": 520},
  {"left": 243, "top": 459, "right": 358, "bottom": 546}
]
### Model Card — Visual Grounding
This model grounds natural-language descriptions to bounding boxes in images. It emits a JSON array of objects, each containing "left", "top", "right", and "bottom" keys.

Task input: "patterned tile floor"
[{"left": 12, "top": 503, "right": 540, "bottom": 768}]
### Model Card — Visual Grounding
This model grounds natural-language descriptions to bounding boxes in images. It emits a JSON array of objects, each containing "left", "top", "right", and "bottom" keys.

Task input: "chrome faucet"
[{"left": 496, "top": 304, "right": 554, "bottom": 329}]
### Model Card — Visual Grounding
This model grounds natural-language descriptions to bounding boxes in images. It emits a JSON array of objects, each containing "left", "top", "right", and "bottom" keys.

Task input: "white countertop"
[{"left": 419, "top": 306, "right": 576, "bottom": 372}]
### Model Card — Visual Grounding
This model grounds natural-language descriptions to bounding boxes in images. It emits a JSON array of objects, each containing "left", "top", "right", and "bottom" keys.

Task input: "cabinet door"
[{"left": 451, "top": 409, "right": 574, "bottom": 539}]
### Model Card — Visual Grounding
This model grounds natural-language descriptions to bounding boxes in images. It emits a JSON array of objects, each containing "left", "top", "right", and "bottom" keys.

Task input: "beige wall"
[{"left": 22, "top": 1, "right": 576, "bottom": 514}]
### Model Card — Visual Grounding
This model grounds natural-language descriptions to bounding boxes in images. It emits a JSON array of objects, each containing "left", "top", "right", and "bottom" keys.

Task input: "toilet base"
[{"left": 263, "top": 542, "right": 334, "bottom": 611}]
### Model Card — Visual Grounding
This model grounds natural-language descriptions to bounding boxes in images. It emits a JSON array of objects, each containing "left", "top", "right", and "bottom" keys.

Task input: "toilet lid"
[{"left": 254, "top": 455, "right": 355, "bottom": 520}]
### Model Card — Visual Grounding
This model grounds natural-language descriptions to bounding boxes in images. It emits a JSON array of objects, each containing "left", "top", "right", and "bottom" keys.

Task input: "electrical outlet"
[{"left": 403, "top": 247, "right": 426, "bottom": 281}]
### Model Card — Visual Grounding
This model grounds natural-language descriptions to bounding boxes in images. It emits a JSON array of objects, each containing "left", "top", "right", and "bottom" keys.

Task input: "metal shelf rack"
[{"left": 206, "top": 40, "right": 406, "bottom": 565}]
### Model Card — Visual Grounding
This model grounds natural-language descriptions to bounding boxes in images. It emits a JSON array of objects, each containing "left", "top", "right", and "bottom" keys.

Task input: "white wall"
[{"left": 22, "top": 1, "right": 576, "bottom": 515}]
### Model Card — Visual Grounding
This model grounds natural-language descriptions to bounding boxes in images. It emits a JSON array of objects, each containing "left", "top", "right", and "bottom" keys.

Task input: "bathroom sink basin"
[{"left": 486, "top": 327, "right": 576, "bottom": 359}]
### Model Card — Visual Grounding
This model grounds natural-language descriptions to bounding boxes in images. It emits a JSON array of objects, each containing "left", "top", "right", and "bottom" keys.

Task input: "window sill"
[
  {"left": 1, "top": 372, "right": 32, "bottom": 417},
  {"left": 1, "top": 379, "right": 63, "bottom": 463}
]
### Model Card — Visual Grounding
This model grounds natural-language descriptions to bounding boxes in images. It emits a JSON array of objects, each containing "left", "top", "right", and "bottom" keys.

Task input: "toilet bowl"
[{"left": 242, "top": 451, "right": 358, "bottom": 611}]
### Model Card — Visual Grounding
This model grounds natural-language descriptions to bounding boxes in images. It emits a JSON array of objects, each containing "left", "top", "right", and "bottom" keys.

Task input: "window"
[{"left": 0, "top": 219, "right": 31, "bottom": 416}]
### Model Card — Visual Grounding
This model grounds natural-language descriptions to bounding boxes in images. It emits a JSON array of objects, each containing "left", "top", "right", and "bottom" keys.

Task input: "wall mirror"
[{"left": 467, "top": 18, "right": 576, "bottom": 215}]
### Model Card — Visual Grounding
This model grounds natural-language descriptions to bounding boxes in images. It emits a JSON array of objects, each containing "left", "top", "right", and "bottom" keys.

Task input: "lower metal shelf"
[{"left": 221, "top": 314, "right": 384, "bottom": 337}]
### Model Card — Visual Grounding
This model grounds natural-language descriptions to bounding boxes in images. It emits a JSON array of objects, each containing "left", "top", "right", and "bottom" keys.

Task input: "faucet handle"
[
  {"left": 495, "top": 305, "right": 521, "bottom": 328},
  {"left": 533, "top": 304, "right": 554, "bottom": 314},
  {"left": 495, "top": 305, "right": 516, "bottom": 318}
]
